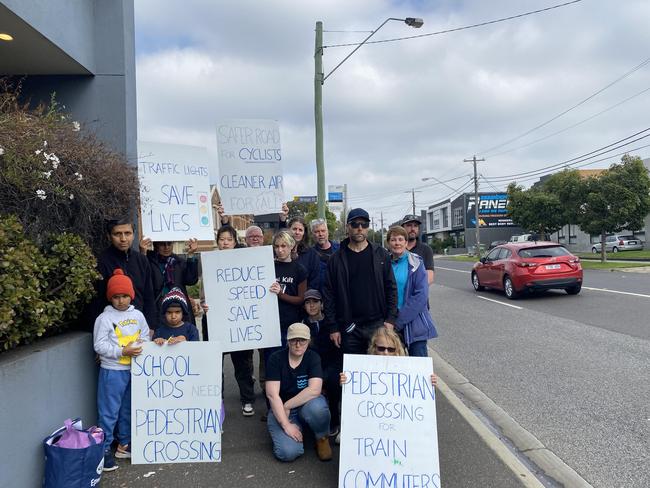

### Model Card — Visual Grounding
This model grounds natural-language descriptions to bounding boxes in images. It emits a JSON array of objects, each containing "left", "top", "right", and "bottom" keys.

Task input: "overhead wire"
[
  {"left": 487, "top": 86, "right": 650, "bottom": 158},
  {"left": 480, "top": 56, "right": 650, "bottom": 156},
  {"left": 323, "top": 0, "right": 583, "bottom": 49}
]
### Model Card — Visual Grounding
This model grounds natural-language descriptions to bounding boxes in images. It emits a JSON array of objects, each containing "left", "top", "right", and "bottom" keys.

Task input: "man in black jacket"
[
  {"left": 93, "top": 219, "right": 158, "bottom": 330},
  {"left": 323, "top": 208, "right": 398, "bottom": 355}
]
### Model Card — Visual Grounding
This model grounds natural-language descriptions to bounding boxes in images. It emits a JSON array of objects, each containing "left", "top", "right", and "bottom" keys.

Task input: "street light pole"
[
  {"left": 314, "top": 21, "right": 326, "bottom": 220},
  {"left": 313, "top": 17, "right": 423, "bottom": 219}
]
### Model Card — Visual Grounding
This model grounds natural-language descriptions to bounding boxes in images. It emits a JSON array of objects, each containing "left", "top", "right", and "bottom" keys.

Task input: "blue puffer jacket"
[{"left": 395, "top": 252, "right": 438, "bottom": 346}]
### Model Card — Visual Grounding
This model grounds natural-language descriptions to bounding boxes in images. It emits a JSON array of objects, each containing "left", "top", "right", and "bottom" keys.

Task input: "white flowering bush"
[{"left": 0, "top": 79, "right": 139, "bottom": 253}]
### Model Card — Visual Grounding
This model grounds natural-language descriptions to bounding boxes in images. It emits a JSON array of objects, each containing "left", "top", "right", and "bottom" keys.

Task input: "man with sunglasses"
[{"left": 323, "top": 208, "right": 398, "bottom": 355}]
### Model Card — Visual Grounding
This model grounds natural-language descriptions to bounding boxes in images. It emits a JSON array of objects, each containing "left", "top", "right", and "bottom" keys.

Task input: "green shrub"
[{"left": 0, "top": 215, "right": 100, "bottom": 350}]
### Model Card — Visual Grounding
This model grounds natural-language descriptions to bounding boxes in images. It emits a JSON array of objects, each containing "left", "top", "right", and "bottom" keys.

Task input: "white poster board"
[
  {"left": 339, "top": 354, "right": 440, "bottom": 488},
  {"left": 216, "top": 119, "right": 284, "bottom": 215},
  {"left": 138, "top": 141, "right": 214, "bottom": 241},
  {"left": 201, "top": 246, "right": 281, "bottom": 352},
  {"left": 131, "top": 342, "right": 222, "bottom": 464}
]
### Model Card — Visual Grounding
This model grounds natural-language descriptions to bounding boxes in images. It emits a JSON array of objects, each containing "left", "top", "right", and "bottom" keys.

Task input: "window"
[
  {"left": 498, "top": 248, "right": 511, "bottom": 260},
  {"left": 442, "top": 208, "right": 449, "bottom": 228},
  {"left": 453, "top": 208, "right": 463, "bottom": 227},
  {"left": 433, "top": 210, "right": 440, "bottom": 230},
  {"left": 485, "top": 248, "right": 501, "bottom": 261},
  {"left": 518, "top": 246, "right": 571, "bottom": 258}
]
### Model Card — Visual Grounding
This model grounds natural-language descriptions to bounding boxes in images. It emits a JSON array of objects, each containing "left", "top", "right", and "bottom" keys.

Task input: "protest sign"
[
  {"left": 138, "top": 141, "right": 214, "bottom": 241},
  {"left": 131, "top": 341, "right": 222, "bottom": 464},
  {"left": 339, "top": 354, "right": 440, "bottom": 488},
  {"left": 201, "top": 246, "right": 281, "bottom": 352},
  {"left": 216, "top": 119, "right": 284, "bottom": 215}
]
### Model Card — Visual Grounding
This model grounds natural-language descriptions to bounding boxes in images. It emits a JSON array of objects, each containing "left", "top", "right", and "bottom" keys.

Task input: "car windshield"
[
  {"left": 619, "top": 235, "right": 635, "bottom": 240},
  {"left": 518, "top": 246, "right": 571, "bottom": 258}
]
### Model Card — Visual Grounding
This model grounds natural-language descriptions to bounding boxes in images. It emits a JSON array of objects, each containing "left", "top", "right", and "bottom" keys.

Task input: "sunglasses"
[
  {"left": 349, "top": 221, "right": 370, "bottom": 229},
  {"left": 376, "top": 346, "right": 396, "bottom": 353}
]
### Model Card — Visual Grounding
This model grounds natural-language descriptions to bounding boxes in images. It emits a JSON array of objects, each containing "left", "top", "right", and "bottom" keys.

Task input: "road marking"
[
  {"left": 477, "top": 295, "right": 523, "bottom": 309},
  {"left": 437, "top": 266, "right": 471, "bottom": 274},
  {"left": 583, "top": 286, "right": 650, "bottom": 299}
]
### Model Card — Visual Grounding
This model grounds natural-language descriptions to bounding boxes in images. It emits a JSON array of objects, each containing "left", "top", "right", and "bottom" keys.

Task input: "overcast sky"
[{"left": 134, "top": 0, "right": 650, "bottom": 226}]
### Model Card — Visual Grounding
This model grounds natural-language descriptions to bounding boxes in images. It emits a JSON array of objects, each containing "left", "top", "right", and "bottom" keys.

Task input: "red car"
[{"left": 471, "top": 242, "right": 583, "bottom": 299}]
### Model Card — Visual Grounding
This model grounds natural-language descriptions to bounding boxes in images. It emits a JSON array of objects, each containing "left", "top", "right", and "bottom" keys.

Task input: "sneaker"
[
  {"left": 329, "top": 425, "right": 340, "bottom": 438},
  {"left": 316, "top": 436, "right": 333, "bottom": 462},
  {"left": 335, "top": 432, "right": 340, "bottom": 445},
  {"left": 115, "top": 444, "right": 131, "bottom": 459},
  {"left": 103, "top": 451, "right": 118, "bottom": 472},
  {"left": 242, "top": 403, "right": 254, "bottom": 417}
]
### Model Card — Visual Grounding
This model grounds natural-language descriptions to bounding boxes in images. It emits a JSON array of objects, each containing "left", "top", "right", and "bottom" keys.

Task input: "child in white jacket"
[{"left": 93, "top": 269, "right": 150, "bottom": 472}]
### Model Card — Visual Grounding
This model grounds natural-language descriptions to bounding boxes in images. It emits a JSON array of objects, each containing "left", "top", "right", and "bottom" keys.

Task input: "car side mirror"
[{"left": 479, "top": 257, "right": 486, "bottom": 264}]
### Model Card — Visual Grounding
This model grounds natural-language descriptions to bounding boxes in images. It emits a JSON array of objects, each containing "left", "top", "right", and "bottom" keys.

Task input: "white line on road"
[
  {"left": 583, "top": 286, "right": 650, "bottom": 299},
  {"left": 477, "top": 295, "right": 523, "bottom": 309},
  {"left": 437, "top": 266, "right": 470, "bottom": 273}
]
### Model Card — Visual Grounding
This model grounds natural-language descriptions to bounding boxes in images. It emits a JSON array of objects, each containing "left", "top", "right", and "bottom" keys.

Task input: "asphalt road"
[{"left": 431, "top": 259, "right": 650, "bottom": 488}]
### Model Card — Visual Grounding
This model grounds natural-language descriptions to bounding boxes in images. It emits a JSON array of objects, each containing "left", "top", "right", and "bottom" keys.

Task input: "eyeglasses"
[
  {"left": 247, "top": 234, "right": 263, "bottom": 239},
  {"left": 375, "top": 346, "right": 396, "bottom": 353},
  {"left": 349, "top": 221, "right": 370, "bottom": 229},
  {"left": 289, "top": 338, "right": 309, "bottom": 345}
]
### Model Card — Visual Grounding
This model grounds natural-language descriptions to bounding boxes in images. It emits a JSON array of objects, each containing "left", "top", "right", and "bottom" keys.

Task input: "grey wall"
[{"left": 0, "top": 332, "right": 97, "bottom": 488}]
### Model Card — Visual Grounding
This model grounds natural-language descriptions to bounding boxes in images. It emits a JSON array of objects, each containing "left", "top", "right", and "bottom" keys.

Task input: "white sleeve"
[{"left": 93, "top": 314, "right": 122, "bottom": 359}]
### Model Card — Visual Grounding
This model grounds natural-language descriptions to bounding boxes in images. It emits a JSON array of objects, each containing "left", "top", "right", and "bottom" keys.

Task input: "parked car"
[
  {"left": 509, "top": 234, "right": 533, "bottom": 243},
  {"left": 489, "top": 240, "right": 507, "bottom": 249},
  {"left": 471, "top": 242, "right": 583, "bottom": 299},
  {"left": 591, "top": 235, "right": 643, "bottom": 253}
]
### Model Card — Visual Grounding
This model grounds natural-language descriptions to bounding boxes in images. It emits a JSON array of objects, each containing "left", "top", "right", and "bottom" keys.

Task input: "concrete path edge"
[{"left": 431, "top": 348, "right": 595, "bottom": 488}]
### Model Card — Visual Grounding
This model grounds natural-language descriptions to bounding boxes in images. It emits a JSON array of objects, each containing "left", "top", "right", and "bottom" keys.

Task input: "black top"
[
  {"left": 304, "top": 317, "right": 342, "bottom": 365},
  {"left": 274, "top": 260, "right": 308, "bottom": 328},
  {"left": 266, "top": 348, "right": 323, "bottom": 403},
  {"left": 345, "top": 244, "right": 381, "bottom": 324},
  {"left": 410, "top": 241, "right": 435, "bottom": 271},
  {"left": 152, "top": 322, "right": 200, "bottom": 342}
]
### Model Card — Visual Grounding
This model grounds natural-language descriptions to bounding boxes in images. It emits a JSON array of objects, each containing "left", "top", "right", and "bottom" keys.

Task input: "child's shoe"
[
  {"left": 115, "top": 444, "right": 131, "bottom": 459},
  {"left": 103, "top": 450, "right": 119, "bottom": 472}
]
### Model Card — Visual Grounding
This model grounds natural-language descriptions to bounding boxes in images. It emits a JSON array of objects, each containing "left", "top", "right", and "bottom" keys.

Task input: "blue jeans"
[
  {"left": 97, "top": 368, "right": 131, "bottom": 451},
  {"left": 408, "top": 339, "right": 429, "bottom": 357},
  {"left": 267, "top": 395, "right": 330, "bottom": 462}
]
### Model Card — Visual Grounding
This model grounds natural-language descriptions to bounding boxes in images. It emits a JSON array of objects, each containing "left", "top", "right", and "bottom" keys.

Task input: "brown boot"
[{"left": 316, "top": 436, "right": 332, "bottom": 461}]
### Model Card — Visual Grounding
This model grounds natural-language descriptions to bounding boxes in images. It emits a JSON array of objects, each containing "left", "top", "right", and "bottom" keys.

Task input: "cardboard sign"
[
  {"left": 131, "top": 342, "right": 223, "bottom": 464},
  {"left": 201, "top": 246, "right": 281, "bottom": 352},
  {"left": 339, "top": 354, "right": 440, "bottom": 488},
  {"left": 138, "top": 141, "right": 214, "bottom": 241},
  {"left": 216, "top": 119, "right": 284, "bottom": 215}
]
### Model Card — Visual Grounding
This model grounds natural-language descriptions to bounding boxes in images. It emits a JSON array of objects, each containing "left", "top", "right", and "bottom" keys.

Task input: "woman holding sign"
[
  {"left": 287, "top": 217, "right": 320, "bottom": 290},
  {"left": 386, "top": 226, "right": 438, "bottom": 357}
]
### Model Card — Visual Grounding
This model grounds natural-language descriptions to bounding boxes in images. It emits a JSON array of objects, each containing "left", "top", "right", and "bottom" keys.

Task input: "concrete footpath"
[{"left": 103, "top": 356, "right": 539, "bottom": 488}]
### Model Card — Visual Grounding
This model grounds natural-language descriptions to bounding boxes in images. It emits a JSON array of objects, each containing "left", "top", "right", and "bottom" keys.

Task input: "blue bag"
[{"left": 43, "top": 418, "right": 104, "bottom": 488}]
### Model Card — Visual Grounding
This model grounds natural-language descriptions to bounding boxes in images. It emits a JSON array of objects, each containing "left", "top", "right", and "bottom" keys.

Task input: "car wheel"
[
  {"left": 612, "top": 246, "right": 619, "bottom": 253},
  {"left": 471, "top": 272, "right": 485, "bottom": 291},
  {"left": 591, "top": 247, "right": 598, "bottom": 254},
  {"left": 566, "top": 284, "right": 582, "bottom": 295},
  {"left": 503, "top": 276, "right": 518, "bottom": 299}
]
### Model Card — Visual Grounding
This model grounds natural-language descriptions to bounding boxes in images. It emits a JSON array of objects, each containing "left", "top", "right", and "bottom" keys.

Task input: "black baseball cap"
[
  {"left": 347, "top": 208, "right": 370, "bottom": 223},
  {"left": 402, "top": 214, "right": 422, "bottom": 225},
  {"left": 304, "top": 289, "right": 322, "bottom": 302}
]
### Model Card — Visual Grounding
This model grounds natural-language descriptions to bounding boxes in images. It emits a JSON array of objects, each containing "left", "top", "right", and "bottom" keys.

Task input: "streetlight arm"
[{"left": 323, "top": 18, "right": 412, "bottom": 83}]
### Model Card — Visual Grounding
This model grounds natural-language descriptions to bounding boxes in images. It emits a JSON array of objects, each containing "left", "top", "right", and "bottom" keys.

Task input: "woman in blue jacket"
[{"left": 387, "top": 226, "right": 438, "bottom": 357}]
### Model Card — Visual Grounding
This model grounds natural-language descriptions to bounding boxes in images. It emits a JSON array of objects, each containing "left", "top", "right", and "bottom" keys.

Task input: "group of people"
[{"left": 90, "top": 206, "right": 438, "bottom": 471}]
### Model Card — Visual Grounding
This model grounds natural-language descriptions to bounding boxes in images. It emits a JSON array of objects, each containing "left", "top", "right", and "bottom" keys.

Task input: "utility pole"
[
  {"left": 380, "top": 212, "right": 385, "bottom": 246},
  {"left": 371, "top": 216, "right": 376, "bottom": 244},
  {"left": 314, "top": 21, "right": 326, "bottom": 219},
  {"left": 404, "top": 188, "right": 421, "bottom": 215},
  {"left": 464, "top": 155, "right": 485, "bottom": 256}
]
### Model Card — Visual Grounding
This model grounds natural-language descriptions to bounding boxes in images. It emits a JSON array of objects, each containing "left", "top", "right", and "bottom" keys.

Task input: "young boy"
[
  {"left": 93, "top": 269, "right": 150, "bottom": 472},
  {"left": 152, "top": 288, "right": 200, "bottom": 344}
]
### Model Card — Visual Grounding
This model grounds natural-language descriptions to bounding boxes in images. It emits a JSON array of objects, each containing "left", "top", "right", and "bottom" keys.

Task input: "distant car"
[
  {"left": 471, "top": 242, "right": 583, "bottom": 299},
  {"left": 591, "top": 235, "right": 643, "bottom": 253},
  {"left": 489, "top": 240, "right": 507, "bottom": 249},
  {"left": 509, "top": 234, "right": 533, "bottom": 243}
]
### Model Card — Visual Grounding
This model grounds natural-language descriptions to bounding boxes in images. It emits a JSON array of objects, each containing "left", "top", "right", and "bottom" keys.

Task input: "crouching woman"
[{"left": 265, "top": 323, "right": 332, "bottom": 462}]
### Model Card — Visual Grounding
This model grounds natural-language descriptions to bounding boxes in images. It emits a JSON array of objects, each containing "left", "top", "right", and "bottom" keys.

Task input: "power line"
[
  {"left": 346, "top": 174, "right": 471, "bottom": 202},
  {"left": 482, "top": 127, "right": 650, "bottom": 181},
  {"left": 487, "top": 86, "right": 650, "bottom": 158},
  {"left": 481, "top": 55, "right": 650, "bottom": 156},
  {"left": 323, "top": 0, "right": 583, "bottom": 49}
]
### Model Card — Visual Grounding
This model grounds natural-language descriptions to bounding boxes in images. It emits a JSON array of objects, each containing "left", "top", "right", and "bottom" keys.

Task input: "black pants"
[
  {"left": 341, "top": 319, "right": 384, "bottom": 355},
  {"left": 228, "top": 349, "right": 255, "bottom": 405}
]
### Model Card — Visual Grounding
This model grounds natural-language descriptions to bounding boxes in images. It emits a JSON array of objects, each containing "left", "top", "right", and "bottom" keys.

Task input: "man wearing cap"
[
  {"left": 402, "top": 214, "right": 435, "bottom": 284},
  {"left": 323, "top": 208, "right": 398, "bottom": 355},
  {"left": 265, "top": 323, "right": 332, "bottom": 462}
]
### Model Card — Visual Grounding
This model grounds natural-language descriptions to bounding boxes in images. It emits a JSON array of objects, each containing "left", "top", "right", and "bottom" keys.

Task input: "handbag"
[{"left": 43, "top": 418, "right": 105, "bottom": 488}]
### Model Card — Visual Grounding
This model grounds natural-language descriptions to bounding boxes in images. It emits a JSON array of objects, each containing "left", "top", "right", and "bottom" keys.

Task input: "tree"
[
  {"left": 507, "top": 183, "right": 565, "bottom": 236},
  {"left": 577, "top": 155, "right": 650, "bottom": 262},
  {"left": 542, "top": 169, "right": 585, "bottom": 227}
]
